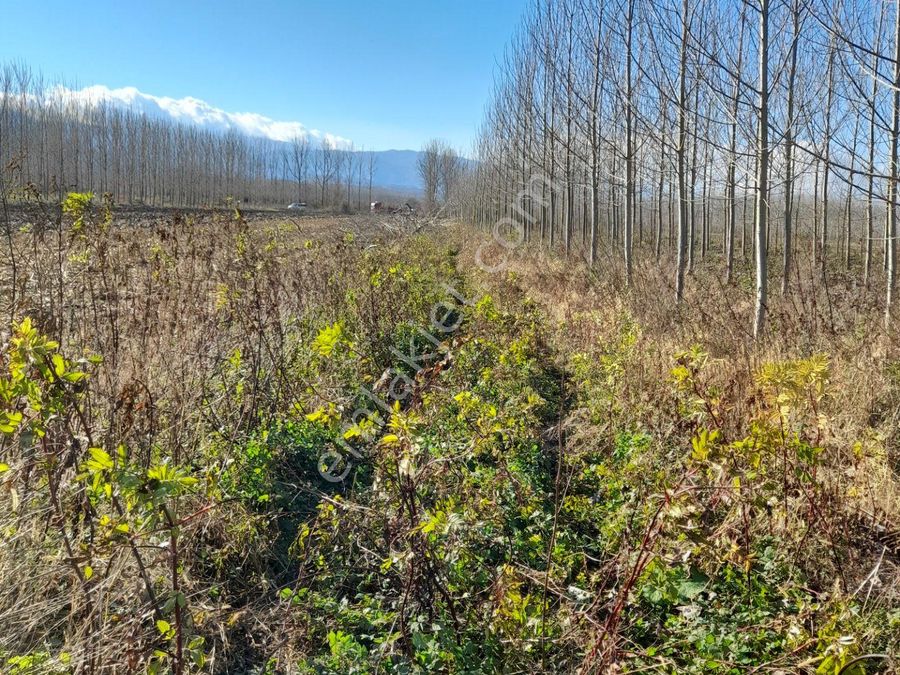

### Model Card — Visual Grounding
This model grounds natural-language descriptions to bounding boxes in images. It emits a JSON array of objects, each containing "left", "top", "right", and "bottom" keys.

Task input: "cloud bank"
[{"left": 46, "top": 84, "right": 351, "bottom": 148}]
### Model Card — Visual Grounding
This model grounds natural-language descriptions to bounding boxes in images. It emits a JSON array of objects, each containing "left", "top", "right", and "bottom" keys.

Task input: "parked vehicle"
[{"left": 287, "top": 202, "right": 307, "bottom": 212}]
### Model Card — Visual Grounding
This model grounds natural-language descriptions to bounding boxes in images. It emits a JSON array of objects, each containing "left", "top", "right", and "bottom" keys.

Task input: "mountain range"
[{"left": 367, "top": 150, "right": 424, "bottom": 193}]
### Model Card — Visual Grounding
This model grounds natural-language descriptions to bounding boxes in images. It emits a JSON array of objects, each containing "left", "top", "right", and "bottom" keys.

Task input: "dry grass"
[
  {"left": 457, "top": 222, "right": 900, "bottom": 599},
  {"left": 0, "top": 208, "right": 897, "bottom": 672},
  {"left": 0, "top": 203, "right": 442, "bottom": 671}
]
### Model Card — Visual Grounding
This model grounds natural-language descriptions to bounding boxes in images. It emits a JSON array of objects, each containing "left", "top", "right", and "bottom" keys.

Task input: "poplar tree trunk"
[
  {"left": 624, "top": 0, "right": 635, "bottom": 286},
  {"left": 753, "top": 0, "right": 770, "bottom": 339},
  {"left": 675, "top": 0, "right": 689, "bottom": 304},
  {"left": 782, "top": 0, "right": 799, "bottom": 294},
  {"left": 887, "top": 0, "right": 900, "bottom": 325}
]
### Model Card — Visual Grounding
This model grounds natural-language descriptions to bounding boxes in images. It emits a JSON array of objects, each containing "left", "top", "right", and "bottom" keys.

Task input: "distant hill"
[
  {"left": 367, "top": 149, "right": 475, "bottom": 194},
  {"left": 369, "top": 150, "right": 423, "bottom": 193}
]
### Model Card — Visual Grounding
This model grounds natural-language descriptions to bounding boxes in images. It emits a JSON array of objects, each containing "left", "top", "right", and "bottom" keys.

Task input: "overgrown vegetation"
[{"left": 0, "top": 199, "right": 897, "bottom": 673}]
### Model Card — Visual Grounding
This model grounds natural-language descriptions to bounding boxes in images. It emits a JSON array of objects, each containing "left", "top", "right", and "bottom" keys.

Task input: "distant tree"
[
  {"left": 418, "top": 139, "right": 464, "bottom": 214},
  {"left": 314, "top": 138, "right": 338, "bottom": 208},
  {"left": 343, "top": 144, "right": 356, "bottom": 211},
  {"left": 439, "top": 146, "right": 462, "bottom": 206},
  {"left": 367, "top": 151, "right": 377, "bottom": 208},
  {"left": 418, "top": 140, "right": 444, "bottom": 212},
  {"left": 286, "top": 134, "right": 310, "bottom": 202}
]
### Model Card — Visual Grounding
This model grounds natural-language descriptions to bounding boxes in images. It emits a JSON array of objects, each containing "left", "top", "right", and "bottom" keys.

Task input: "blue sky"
[{"left": 0, "top": 0, "right": 526, "bottom": 151}]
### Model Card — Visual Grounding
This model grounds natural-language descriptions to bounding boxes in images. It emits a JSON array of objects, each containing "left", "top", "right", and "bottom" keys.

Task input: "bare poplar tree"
[
  {"left": 287, "top": 134, "right": 310, "bottom": 202},
  {"left": 675, "top": 0, "right": 690, "bottom": 304},
  {"left": 753, "top": 0, "right": 770, "bottom": 338},
  {"left": 887, "top": 0, "right": 900, "bottom": 323},
  {"left": 367, "top": 150, "right": 377, "bottom": 208},
  {"left": 418, "top": 140, "right": 444, "bottom": 212}
]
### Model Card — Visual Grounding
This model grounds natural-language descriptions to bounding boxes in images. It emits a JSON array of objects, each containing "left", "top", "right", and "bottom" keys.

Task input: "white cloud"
[{"left": 44, "top": 83, "right": 351, "bottom": 148}]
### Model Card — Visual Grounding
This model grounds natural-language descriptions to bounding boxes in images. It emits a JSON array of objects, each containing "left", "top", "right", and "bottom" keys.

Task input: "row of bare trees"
[
  {"left": 417, "top": 139, "right": 465, "bottom": 214},
  {"left": 0, "top": 63, "right": 378, "bottom": 210},
  {"left": 469, "top": 0, "right": 900, "bottom": 333}
]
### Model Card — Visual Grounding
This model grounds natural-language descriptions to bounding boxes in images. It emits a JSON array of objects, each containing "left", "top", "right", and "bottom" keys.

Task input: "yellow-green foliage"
[
  {"left": 757, "top": 353, "right": 830, "bottom": 432},
  {"left": 0, "top": 318, "right": 92, "bottom": 437},
  {"left": 61, "top": 191, "right": 93, "bottom": 231}
]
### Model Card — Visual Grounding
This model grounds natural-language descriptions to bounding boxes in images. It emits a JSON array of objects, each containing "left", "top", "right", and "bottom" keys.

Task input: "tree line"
[
  {"left": 0, "top": 63, "right": 379, "bottom": 211},
  {"left": 468, "top": 0, "right": 900, "bottom": 333},
  {"left": 416, "top": 139, "right": 467, "bottom": 215}
]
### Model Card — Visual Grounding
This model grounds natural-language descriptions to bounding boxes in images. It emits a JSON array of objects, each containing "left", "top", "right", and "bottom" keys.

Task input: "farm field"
[{"left": 0, "top": 203, "right": 897, "bottom": 672}]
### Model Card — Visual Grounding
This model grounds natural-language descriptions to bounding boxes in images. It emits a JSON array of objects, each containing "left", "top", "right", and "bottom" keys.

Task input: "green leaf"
[
  {"left": 52, "top": 353, "right": 66, "bottom": 377},
  {"left": 0, "top": 411, "right": 23, "bottom": 434},
  {"left": 86, "top": 447, "right": 114, "bottom": 472},
  {"left": 677, "top": 579, "right": 705, "bottom": 600}
]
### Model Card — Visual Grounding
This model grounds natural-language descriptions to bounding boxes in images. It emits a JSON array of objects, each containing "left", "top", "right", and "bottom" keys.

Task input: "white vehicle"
[{"left": 287, "top": 202, "right": 307, "bottom": 212}]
